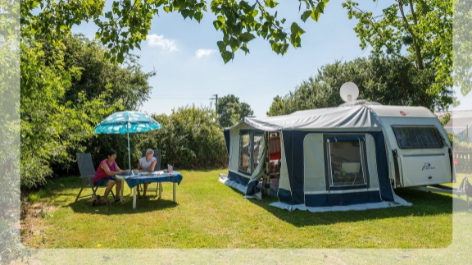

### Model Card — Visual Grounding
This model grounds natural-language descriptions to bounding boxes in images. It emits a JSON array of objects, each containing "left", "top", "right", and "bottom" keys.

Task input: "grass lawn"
[{"left": 20, "top": 169, "right": 467, "bottom": 249}]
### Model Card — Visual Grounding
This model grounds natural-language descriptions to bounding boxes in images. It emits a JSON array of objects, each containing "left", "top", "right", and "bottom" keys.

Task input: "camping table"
[{"left": 115, "top": 171, "right": 183, "bottom": 209}]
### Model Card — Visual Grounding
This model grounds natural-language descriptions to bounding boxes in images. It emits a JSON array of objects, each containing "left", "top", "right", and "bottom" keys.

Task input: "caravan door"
[{"left": 383, "top": 120, "right": 452, "bottom": 187}]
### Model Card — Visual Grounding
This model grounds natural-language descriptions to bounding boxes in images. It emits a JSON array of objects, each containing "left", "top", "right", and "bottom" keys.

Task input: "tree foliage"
[
  {"left": 267, "top": 55, "right": 448, "bottom": 116},
  {"left": 20, "top": 41, "right": 119, "bottom": 188},
  {"left": 216, "top": 94, "right": 254, "bottom": 127},
  {"left": 21, "top": 34, "right": 155, "bottom": 187},
  {"left": 453, "top": 0, "right": 472, "bottom": 96},
  {"left": 136, "top": 105, "right": 228, "bottom": 169},
  {"left": 343, "top": 0, "right": 454, "bottom": 105},
  {"left": 61, "top": 34, "right": 155, "bottom": 111},
  {"left": 21, "top": 0, "right": 330, "bottom": 63},
  {"left": 1, "top": 0, "right": 26, "bottom": 261}
]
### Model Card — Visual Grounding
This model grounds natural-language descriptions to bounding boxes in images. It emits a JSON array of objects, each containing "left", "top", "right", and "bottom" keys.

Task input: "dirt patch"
[{"left": 20, "top": 201, "right": 57, "bottom": 248}]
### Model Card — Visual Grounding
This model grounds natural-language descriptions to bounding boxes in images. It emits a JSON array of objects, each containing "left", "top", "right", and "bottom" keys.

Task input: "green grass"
[
  {"left": 21, "top": 169, "right": 467, "bottom": 249},
  {"left": 28, "top": 190, "right": 48, "bottom": 203}
]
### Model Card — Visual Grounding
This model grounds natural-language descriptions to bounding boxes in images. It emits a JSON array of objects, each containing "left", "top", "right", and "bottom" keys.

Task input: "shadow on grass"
[
  {"left": 33, "top": 177, "right": 180, "bottom": 215},
  {"left": 236, "top": 188, "right": 465, "bottom": 228},
  {"left": 67, "top": 197, "right": 179, "bottom": 215}
]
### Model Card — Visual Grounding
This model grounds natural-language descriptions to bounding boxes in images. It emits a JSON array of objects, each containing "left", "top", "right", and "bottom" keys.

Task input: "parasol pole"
[{"left": 127, "top": 122, "right": 131, "bottom": 170}]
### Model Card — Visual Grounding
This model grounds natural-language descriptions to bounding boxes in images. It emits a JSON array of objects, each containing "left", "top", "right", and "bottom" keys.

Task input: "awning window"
[
  {"left": 238, "top": 131, "right": 264, "bottom": 175},
  {"left": 326, "top": 137, "right": 367, "bottom": 187}
]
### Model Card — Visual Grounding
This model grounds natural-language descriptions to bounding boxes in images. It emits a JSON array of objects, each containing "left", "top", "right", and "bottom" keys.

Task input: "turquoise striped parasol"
[{"left": 95, "top": 111, "right": 162, "bottom": 169}]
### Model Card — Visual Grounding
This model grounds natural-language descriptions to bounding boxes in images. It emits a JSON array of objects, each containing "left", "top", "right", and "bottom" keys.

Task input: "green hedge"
[{"left": 136, "top": 105, "right": 228, "bottom": 170}]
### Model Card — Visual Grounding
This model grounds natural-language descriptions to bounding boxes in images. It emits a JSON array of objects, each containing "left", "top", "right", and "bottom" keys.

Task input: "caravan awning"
[{"left": 239, "top": 105, "right": 382, "bottom": 132}]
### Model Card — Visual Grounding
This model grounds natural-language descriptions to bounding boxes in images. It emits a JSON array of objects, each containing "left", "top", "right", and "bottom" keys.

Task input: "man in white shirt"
[{"left": 137, "top": 149, "right": 157, "bottom": 198}]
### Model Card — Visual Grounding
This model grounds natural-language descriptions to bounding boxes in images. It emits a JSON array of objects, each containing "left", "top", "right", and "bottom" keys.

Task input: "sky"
[{"left": 72, "top": 0, "right": 471, "bottom": 118}]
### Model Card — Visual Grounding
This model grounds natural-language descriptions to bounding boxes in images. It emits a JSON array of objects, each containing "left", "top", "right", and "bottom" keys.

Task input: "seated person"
[
  {"left": 137, "top": 149, "right": 157, "bottom": 198},
  {"left": 92, "top": 149, "right": 126, "bottom": 204}
]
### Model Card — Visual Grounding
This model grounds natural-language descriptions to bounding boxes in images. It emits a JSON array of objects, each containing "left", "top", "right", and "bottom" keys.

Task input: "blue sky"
[{"left": 72, "top": 0, "right": 471, "bottom": 117}]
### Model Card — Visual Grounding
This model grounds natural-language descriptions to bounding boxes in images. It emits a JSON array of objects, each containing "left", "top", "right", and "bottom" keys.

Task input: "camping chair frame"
[
  {"left": 139, "top": 149, "right": 162, "bottom": 197},
  {"left": 75, "top": 153, "right": 115, "bottom": 202}
]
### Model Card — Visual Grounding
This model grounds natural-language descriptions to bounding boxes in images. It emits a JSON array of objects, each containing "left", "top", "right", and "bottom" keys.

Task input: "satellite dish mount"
[{"left": 340, "top": 82, "right": 359, "bottom": 102}]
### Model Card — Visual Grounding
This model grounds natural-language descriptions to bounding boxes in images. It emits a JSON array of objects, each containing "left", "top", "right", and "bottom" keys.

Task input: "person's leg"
[
  {"left": 115, "top": 179, "right": 121, "bottom": 200},
  {"left": 137, "top": 185, "right": 141, "bottom": 197},
  {"left": 143, "top": 184, "right": 149, "bottom": 197},
  {"left": 103, "top": 180, "right": 115, "bottom": 201}
]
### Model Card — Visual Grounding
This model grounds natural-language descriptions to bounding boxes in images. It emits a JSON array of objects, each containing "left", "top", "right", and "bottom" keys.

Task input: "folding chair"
[
  {"left": 75, "top": 153, "right": 115, "bottom": 202},
  {"left": 139, "top": 149, "right": 162, "bottom": 197}
]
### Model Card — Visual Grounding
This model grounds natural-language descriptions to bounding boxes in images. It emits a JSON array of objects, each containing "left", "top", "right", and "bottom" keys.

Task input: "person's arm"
[
  {"left": 137, "top": 161, "right": 142, "bottom": 170},
  {"left": 114, "top": 163, "right": 126, "bottom": 174},
  {"left": 101, "top": 162, "right": 120, "bottom": 176},
  {"left": 146, "top": 160, "right": 157, "bottom": 173}
]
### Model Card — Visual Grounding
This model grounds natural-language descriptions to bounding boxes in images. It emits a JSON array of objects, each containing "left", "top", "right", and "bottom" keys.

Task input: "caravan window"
[
  {"left": 392, "top": 126, "right": 444, "bottom": 149},
  {"left": 326, "top": 137, "right": 367, "bottom": 187},
  {"left": 238, "top": 131, "right": 264, "bottom": 175},
  {"left": 239, "top": 132, "right": 251, "bottom": 174}
]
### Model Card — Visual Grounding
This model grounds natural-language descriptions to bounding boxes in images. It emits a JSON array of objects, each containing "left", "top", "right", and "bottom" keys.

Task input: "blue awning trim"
[
  {"left": 282, "top": 130, "right": 305, "bottom": 205},
  {"left": 329, "top": 184, "right": 368, "bottom": 191},
  {"left": 246, "top": 180, "right": 260, "bottom": 196},
  {"left": 223, "top": 129, "right": 231, "bottom": 154},
  {"left": 305, "top": 190, "right": 382, "bottom": 207},
  {"left": 277, "top": 188, "right": 293, "bottom": 205},
  {"left": 326, "top": 137, "right": 365, "bottom": 142},
  {"left": 227, "top": 171, "right": 250, "bottom": 186}
]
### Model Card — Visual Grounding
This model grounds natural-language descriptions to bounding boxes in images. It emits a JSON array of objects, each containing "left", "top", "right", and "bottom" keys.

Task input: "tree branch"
[
  {"left": 398, "top": 0, "right": 424, "bottom": 69},
  {"left": 409, "top": 0, "right": 418, "bottom": 25}
]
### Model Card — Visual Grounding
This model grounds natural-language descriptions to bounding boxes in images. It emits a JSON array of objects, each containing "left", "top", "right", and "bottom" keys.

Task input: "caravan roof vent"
[{"left": 340, "top": 82, "right": 359, "bottom": 102}]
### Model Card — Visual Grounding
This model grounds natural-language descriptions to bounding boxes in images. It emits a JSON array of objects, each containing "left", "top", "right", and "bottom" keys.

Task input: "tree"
[
  {"left": 21, "top": 0, "right": 330, "bottom": 63},
  {"left": 61, "top": 34, "right": 155, "bottom": 111},
  {"left": 48, "top": 35, "right": 156, "bottom": 174},
  {"left": 20, "top": 34, "right": 156, "bottom": 187},
  {"left": 343, "top": 0, "right": 454, "bottom": 107},
  {"left": 216, "top": 94, "right": 254, "bottom": 127},
  {"left": 20, "top": 41, "right": 120, "bottom": 188},
  {"left": 267, "top": 55, "right": 446, "bottom": 116}
]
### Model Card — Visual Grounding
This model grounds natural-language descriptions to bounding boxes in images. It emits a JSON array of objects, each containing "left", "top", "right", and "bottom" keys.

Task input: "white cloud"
[
  {"left": 195, "top": 49, "right": 217, "bottom": 58},
  {"left": 147, "top": 34, "right": 178, "bottom": 52}
]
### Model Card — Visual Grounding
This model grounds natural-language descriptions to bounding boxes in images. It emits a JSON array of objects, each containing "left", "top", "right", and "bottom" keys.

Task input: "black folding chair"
[
  {"left": 139, "top": 149, "right": 162, "bottom": 196},
  {"left": 459, "top": 176, "right": 472, "bottom": 209},
  {"left": 75, "top": 153, "right": 115, "bottom": 202}
]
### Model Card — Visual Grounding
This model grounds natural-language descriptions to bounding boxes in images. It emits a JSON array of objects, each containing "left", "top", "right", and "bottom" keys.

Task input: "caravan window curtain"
[
  {"left": 392, "top": 126, "right": 444, "bottom": 149},
  {"left": 326, "top": 137, "right": 367, "bottom": 187}
]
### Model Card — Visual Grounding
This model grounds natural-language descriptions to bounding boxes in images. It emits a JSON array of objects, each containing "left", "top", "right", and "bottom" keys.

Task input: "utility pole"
[{"left": 210, "top": 94, "right": 218, "bottom": 113}]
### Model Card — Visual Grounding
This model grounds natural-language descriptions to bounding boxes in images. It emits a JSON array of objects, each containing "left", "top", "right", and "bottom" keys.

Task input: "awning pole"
[{"left": 127, "top": 122, "right": 131, "bottom": 170}]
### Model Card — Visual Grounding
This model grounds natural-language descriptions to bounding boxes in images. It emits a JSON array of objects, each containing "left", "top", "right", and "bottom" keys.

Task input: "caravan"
[{"left": 220, "top": 85, "right": 454, "bottom": 212}]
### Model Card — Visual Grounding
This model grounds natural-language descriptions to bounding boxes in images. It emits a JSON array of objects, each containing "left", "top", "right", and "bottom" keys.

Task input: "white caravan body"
[{"left": 369, "top": 105, "right": 453, "bottom": 187}]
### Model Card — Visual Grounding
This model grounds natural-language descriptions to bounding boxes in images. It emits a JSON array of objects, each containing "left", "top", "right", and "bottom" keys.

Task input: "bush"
[{"left": 136, "top": 105, "right": 228, "bottom": 170}]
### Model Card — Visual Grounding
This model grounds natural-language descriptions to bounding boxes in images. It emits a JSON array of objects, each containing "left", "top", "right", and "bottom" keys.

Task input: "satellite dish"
[{"left": 340, "top": 82, "right": 359, "bottom": 102}]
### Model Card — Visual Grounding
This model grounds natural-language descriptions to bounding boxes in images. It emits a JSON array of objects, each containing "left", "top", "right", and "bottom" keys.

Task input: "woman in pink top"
[{"left": 92, "top": 150, "right": 126, "bottom": 203}]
